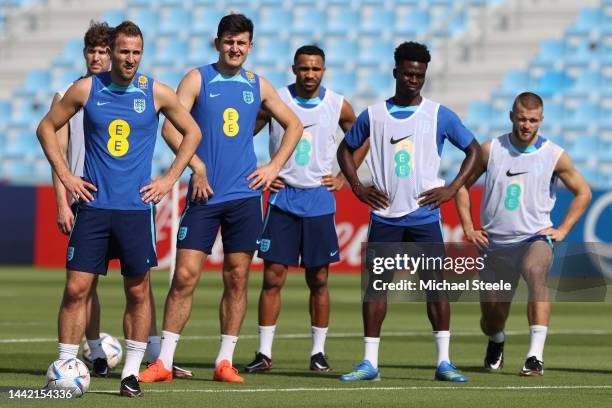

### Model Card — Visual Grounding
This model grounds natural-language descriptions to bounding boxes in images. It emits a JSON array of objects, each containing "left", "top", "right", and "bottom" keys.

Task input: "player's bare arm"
[
  {"left": 252, "top": 105, "right": 287, "bottom": 192},
  {"left": 538, "top": 152, "right": 592, "bottom": 241},
  {"left": 161, "top": 69, "right": 212, "bottom": 202},
  {"left": 37, "top": 78, "right": 97, "bottom": 203},
  {"left": 419, "top": 138, "right": 482, "bottom": 209},
  {"left": 337, "top": 139, "right": 389, "bottom": 210},
  {"left": 49, "top": 93, "right": 74, "bottom": 234},
  {"left": 247, "top": 76, "right": 303, "bottom": 190},
  {"left": 141, "top": 81, "right": 202, "bottom": 204},
  {"left": 455, "top": 140, "right": 490, "bottom": 249},
  {"left": 322, "top": 99, "right": 368, "bottom": 192}
]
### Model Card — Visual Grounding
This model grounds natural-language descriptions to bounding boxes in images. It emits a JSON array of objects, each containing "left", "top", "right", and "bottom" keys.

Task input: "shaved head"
[{"left": 512, "top": 92, "right": 543, "bottom": 112}]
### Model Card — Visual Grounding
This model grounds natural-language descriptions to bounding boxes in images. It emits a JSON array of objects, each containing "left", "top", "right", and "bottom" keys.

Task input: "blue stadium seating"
[{"left": 3, "top": 0, "right": 610, "bottom": 187}]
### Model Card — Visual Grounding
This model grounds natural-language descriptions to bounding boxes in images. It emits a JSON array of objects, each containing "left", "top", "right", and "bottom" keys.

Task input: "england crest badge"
[{"left": 134, "top": 99, "right": 146, "bottom": 113}]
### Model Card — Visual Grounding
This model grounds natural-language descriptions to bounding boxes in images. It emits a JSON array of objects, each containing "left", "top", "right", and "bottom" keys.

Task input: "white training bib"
[
  {"left": 58, "top": 82, "right": 86, "bottom": 204},
  {"left": 365, "top": 98, "right": 444, "bottom": 218},
  {"left": 481, "top": 133, "right": 564, "bottom": 244},
  {"left": 269, "top": 87, "right": 344, "bottom": 188}
]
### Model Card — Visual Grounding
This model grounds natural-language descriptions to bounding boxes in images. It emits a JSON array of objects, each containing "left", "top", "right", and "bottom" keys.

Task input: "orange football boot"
[
  {"left": 139, "top": 359, "right": 173, "bottom": 383},
  {"left": 213, "top": 359, "right": 244, "bottom": 383}
]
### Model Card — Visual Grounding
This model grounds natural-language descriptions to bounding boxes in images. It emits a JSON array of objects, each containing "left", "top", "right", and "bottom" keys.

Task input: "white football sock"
[
  {"left": 433, "top": 331, "right": 451, "bottom": 365},
  {"left": 364, "top": 337, "right": 380, "bottom": 368},
  {"left": 158, "top": 330, "right": 180, "bottom": 370},
  {"left": 257, "top": 325, "right": 275, "bottom": 358},
  {"left": 527, "top": 325, "right": 548, "bottom": 361},
  {"left": 311, "top": 326, "right": 328, "bottom": 356},
  {"left": 489, "top": 331, "right": 505, "bottom": 344},
  {"left": 121, "top": 339, "right": 147, "bottom": 380},
  {"left": 86, "top": 338, "right": 106, "bottom": 360},
  {"left": 146, "top": 335, "right": 161, "bottom": 364},
  {"left": 58, "top": 343, "right": 79, "bottom": 360},
  {"left": 215, "top": 335, "right": 238, "bottom": 367}
]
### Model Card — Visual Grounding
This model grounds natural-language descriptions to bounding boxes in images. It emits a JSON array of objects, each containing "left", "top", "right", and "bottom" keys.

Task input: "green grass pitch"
[{"left": 1, "top": 267, "right": 611, "bottom": 407}]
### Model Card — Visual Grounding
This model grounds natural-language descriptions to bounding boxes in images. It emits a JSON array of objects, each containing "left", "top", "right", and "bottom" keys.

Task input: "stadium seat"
[
  {"left": 358, "top": 40, "right": 395, "bottom": 67},
  {"left": 327, "top": 70, "right": 357, "bottom": 96},
  {"left": 293, "top": 9, "right": 327, "bottom": 36},
  {"left": 324, "top": 39, "right": 359, "bottom": 67},
  {"left": 534, "top": 70, "right": 573, "bottom": 97},
  {"left": 158, "top": 70, "right": 183, "bottom": 90},
  {"left": 52, "top": 39, "right": 83, "bottom": 67},
  {"left": 492, "top": 70, "right": 531, "bottom": 101},
  {"left": 561, "top": 134, "right": 599, "bottom": 161},
  {"left": 101, "top": 10, "right": 127, "bottom": 27},
  {"left": 530, "top": 39, "right": 566, "bottom": 70},
  {"left": 4, "top": 130, "right": 40, "bottom": 159},
  {"left": 396, "top": 9, "right": 431, "bottom": 36},
  {"left": 155, "top": 39, "right": 189, "bottom": 66},
  {"left": 192, "top": 9, "right": 225, "bottom": 37},
  {"left": 359, "top": 70, "right": 394, "bottom": 97},
  {"left": 566, "top": 8, "right": 605, "bottom": 38},
  {"left": 254, "top": 38, "right": 292, "bottom": 67},
  {"left": 132, "top": 10, "right": 159, "bottom": 37},
  {"left": 326, "top": 9, "right": 360, "bottom": 35},
  {"left": 187, "top": 38, "right": 217, "bottom": 66},
  {"left": 464, "top": 101, "right": 493, "bottom": 129},
  {"left": 158, "top": 9, "right": 192, "bottom": 36},
  {"left": 361, "top": 9, "right": 395, "bottom": 35},
  {"left": 563, "top": 102, "right": 601, "bottom": 129},
  {"left": 258, "top": 8, "right": 292, "bottom": 35},
  {"left": 14, "top": 69, "right": 51, "bottom": 97},
  {"left": 52, "top": 69, "right": 82, "bottom": 91},
  {"left": 565, "top": 70, "right": 602, "bottom": 99},
  {"left": 260, "top": 70, "right": 289, "bottom": 89}
]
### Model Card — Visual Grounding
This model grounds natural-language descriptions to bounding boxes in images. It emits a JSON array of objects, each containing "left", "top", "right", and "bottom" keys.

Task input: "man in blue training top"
[
  {"left": 337, "top": 41, "right": 481, "bottom": 382},
  {"left": 37, "top": 21, "right": 202, "bottom": 397},
  {"left": 140, "top": 14, "right": 303, "bottom": 384}
]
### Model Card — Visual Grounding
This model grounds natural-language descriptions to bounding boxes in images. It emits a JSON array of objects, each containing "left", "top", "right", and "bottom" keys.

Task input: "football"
[
  {"left": 44, "top": 358, "right": 90, "bottom": 398},
  {"left": 82, "top": 333, "right": 123, "bottom": 369}
]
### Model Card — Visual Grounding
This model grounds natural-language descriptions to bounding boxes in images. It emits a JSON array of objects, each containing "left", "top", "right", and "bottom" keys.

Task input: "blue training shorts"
[
  {"left": 256, "top": 205, "right": 339, "bottom": 268},
  {"left": 66, "top": 206, "right": 157, "bottom": 276},
  {"left": 177, "top": 196, "right": 263, "bottom": 254}
]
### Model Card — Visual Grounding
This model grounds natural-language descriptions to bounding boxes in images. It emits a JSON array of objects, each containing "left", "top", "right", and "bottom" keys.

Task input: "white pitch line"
[
  {"left": 89, "top": 385, "right": 612, "bottom": 394},
  {"left": 2, "top": 329, "right": 612, "bottom": 344}
]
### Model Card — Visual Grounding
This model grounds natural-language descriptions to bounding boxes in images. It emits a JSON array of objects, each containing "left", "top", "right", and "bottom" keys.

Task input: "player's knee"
[
  {"left": 306, "top": 272, "right": 328, "bottom": 292},
  {"left": 63, "top": 279, "right": 91, "bottom": 303},
  {"left": 171, "top": 266, "right": 200, "bottom": 294},
  {"left": 225, "top": 267, "right": 249, "bottom": 291},
  {"left": 124, "top": 283, "right": 149, "bottom": 305}
]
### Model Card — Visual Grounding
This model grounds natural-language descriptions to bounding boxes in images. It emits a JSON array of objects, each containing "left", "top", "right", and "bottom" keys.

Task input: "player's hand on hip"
[
  {"left": 56, "top": 204, "right": 74, "bottom": 235},
  {"left": 267, "top": 177, "right": 286, "bottom": 193},
  {"left": 141, "top": 174, "right": 175, "bottom": 204},
  {"left": 465, "top": 228, "right": 489, "bottom": 251},
  {"left": 537, "top": 227, "right": 567, "bottom": 242},
  {"left": 418, "top": 186, "right": 456, "bottom": 209},
  {"left": 61, "top": 173, "right": 97, "bottom": 203},
  {"left": 352, "top": 184, "right": 389, "bottom": 210},
  {"left": 321, "top": 174, "right": 345, "bottom": 192},
  {"left": 247, "top": 162, "right": 280, "bottom": 190},
  {"left": 191, "top": 170, "right": 214, "bottom": 203}
]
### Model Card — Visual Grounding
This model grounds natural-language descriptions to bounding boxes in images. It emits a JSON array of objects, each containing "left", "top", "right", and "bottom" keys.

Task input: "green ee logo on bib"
[
  {"left": 504, "top": 181, "right": 523, "bottom": 211},
  {"left": 295, "top": 132, "right": 313, "bottom": 167}
]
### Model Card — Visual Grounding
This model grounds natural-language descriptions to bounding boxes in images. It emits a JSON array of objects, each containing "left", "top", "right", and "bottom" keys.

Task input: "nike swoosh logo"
[
  {"left": 506, "top": 170, "right": 528, "bottom": 177},
  {"left": 96, "top": 101, "right": 110, "bottom": 106},
  {"left": 314, "top": 362, "right": 326, "bottom": 369},
  {"left": 124, "top": 385, "right": 137, "bottom": 392},
  {"left": 304, "top": 124, "right": 316, "bottom": 129},
  {"left": 390, "top": 134, "right": 412, "bottom": 144},
  {"left": 256, "top": 240, "right": 261, "bottom": 244},
  {"left": 330, "top": 250, "right": 339, "bottom": 256},
  {"left": 209, "top": 93, "right": 221, "bottom": 98}
]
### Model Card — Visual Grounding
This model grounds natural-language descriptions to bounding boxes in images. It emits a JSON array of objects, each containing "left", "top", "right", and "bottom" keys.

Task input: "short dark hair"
[
  {"left": 217, "top": 13, "right": 254, "bottom": 41},
  {"left": 394, "top": 41, "right": 431, "bottom": 65},
  {"left": 110, "top": 20, "right": 143, "bottom": 49},
  {"left": 512, "top": 92, "right": 544, "bottom": 111},
  {"left": 84, "top": 21, "right": 112, "bottom": 49},
  {"left": 293, "top": 45, "right": 325, "bottom": 64}
]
